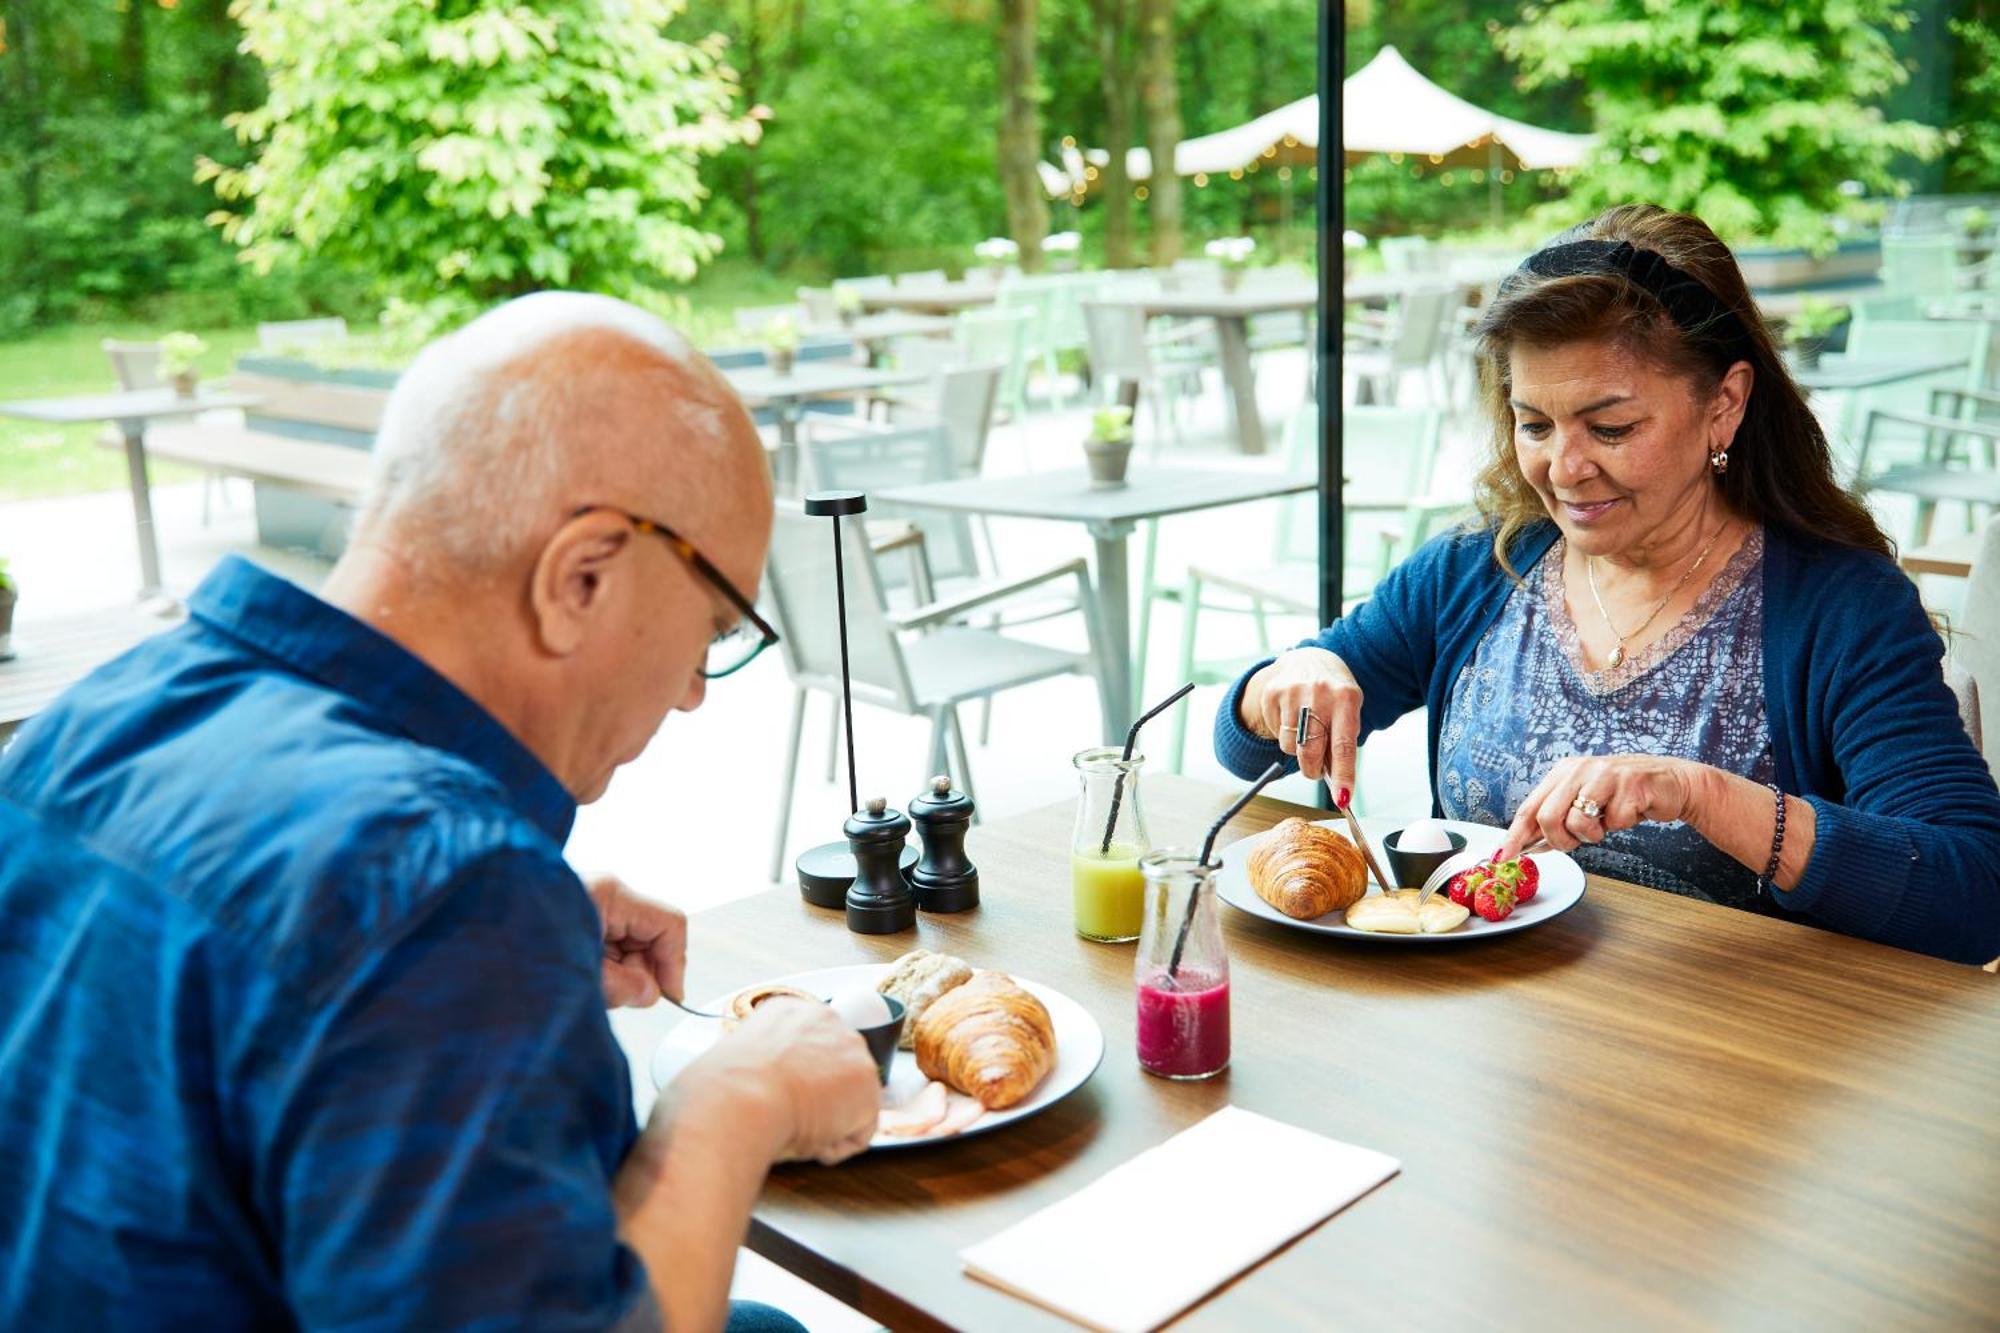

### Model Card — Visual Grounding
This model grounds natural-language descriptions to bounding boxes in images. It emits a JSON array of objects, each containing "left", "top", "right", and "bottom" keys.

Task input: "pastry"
[
  {"left": 721, "top": 982, "right": 819, "bottom": 1032},
  {"left": 1343, "top": 889, "right": 1471, "bottom": 935},
  {"left": 1248, "top": 818, "right": 1367, "bottom": 919},
  {"left": 877, "top": 949, "right": 974, "bottom": 1050},
  {"left": 913, "top": 971, "right": 1057, "bottom": 1110}
]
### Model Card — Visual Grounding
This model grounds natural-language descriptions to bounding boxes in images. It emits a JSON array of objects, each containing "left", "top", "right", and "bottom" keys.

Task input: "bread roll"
[{"left": 877, "top": 949, "right": 974, "bottom": 1050}]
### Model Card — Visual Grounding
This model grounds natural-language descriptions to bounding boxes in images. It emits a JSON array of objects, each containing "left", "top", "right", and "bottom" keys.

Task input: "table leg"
[
  {"left": 1214, "top": 315, "right": 1266, "bottom": 455},
  {"left": 119, "top": 419, "right": 165, "bottom": 600},
  {"left": 1088, "top": 521, "right": 1135, "bottom": 743},
  {"left": 778, "top": 406, "right": 800, "bottom": 491}
]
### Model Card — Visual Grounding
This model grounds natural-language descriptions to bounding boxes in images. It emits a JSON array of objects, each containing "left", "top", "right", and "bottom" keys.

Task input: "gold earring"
[{"left": 1710, "top": 447, "right": 1729, "bottom": 476}]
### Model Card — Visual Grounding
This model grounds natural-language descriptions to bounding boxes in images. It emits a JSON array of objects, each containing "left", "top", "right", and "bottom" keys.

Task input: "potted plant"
[
  {"left": 834, "top": 287, "right": 863, "bottom": 328},
  {"left": 764, "top": 315, "right": 800, "bottom": 376},
  {"left": 1782, "top": 298, "right": 1846, "bottom": 370},
  {"left": 1205, "top": 236, "right": 1257, "bottom": 292},
  {"left": 973, "top": 236, "right": 1019, "bottom": 284},
  {"left": 158, "top": 332, "right": 208, "bottom": 398},
  {"left": 1959, "top": 205, "right": 1993, "bottom": 275},
  {"left": 0, "top": 558, "right": 15, "bottom": 662},
  {"left": 1083, "top": 405, "right": 1136, "bottom": 489}
]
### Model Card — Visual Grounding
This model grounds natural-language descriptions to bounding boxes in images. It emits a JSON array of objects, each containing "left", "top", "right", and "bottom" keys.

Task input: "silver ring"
[{"left": 1571, "top": 795, "right": 1603, "bottom": 820}]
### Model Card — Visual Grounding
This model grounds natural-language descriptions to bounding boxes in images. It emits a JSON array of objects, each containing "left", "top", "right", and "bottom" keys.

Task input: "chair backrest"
[
  {"left": 833, "top": 275, "right": 897, "bottom": 299},
  {"left": 931, "top": 362, "right": 1002, "bottom": 472},
  {"left": 734, "top": 303, "right": 806, "bottom": 336},
  {"left": 1273, "top": 403, "right": 1444, "bottom": 588},
  {"left": 796, "top": 286, "right": 839, "bottom": 324},
  {"left": 1168, "top": 257, "right": 1224, "bottom": 289},
  {"left": 764, "top": 508, "right": 914, "bottom": 710},
  {"left": 800, "top": 418, "right": 980, "bottom": 585},
  {"left": 954, "top": 307, "right": 1031, "bottom": 406},
  {"left": 1386, "top": 285, "right": 1459, "bottom": 370},
  {"left": 898, "top": 269, "right": 948, "bottom": 286},
  {"left": 1080, "top": 300, "right": 1151, "bottom": 383},
  {"left": 257, "top": 317, "right": 348, "bottom": 353},
  {"left": 1380, "top": 236, "right": 1442, "bottom": 275},
  {"left": 1844, "top": 318, "right": 1991, "bottom": 457},
  {"left": 101, "top": 339, "right": 162, "bottom": 390},
  {"left": 994, "top": 277, "right": 1055, "bottom": 353},
  {"left": 1881, "top": 235, "right": 1960, "bottom": 302},
  {"left": 1044, "top": 273, "right": 1106, "bottom": 351},
  {"left": 1954, "top": 513, "right": 2000, "bottom": 775}
]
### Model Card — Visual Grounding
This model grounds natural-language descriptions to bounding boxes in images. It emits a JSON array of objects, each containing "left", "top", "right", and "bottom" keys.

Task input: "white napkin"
[{"left": 960, "top": 1106, "right": 1400, "bottom": 1332}]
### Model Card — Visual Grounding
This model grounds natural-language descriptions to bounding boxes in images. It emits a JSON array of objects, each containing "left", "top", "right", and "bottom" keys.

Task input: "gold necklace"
[{"left": 1584, "top": 524, "right": 1725, "bottom": 669}]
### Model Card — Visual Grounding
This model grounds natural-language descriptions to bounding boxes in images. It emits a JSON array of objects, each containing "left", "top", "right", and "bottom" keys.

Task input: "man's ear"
[{"left": 528, "top": 511, "right": 632, "bottom": 657}]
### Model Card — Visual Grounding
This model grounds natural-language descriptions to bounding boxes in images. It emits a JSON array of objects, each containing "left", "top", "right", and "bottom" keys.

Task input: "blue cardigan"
[{"left": 1215, "top": 520, "right": 2000, "bottom": 965}]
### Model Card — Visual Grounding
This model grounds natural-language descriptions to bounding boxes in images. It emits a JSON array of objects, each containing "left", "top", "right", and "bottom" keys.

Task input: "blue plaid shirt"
[{"left": 0, "top": 557, "right": 655, "bottom": 1331}]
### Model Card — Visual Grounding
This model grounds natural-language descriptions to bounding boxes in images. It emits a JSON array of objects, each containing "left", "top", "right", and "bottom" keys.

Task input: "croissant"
[
  {"left": 913, "top": 971, "right": 1057, "bottom": 1109},
  {"left": 1247, "top": 817, "right": 1367, "bottom": 919}
]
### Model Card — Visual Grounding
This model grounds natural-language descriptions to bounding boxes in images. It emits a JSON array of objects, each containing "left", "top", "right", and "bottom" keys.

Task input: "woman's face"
[{"left": 1506, "top": 339, "right": 1750, "bottom": 560}]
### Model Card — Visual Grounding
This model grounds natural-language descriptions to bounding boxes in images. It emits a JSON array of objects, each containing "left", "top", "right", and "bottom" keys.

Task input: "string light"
[
  {"left": 1229, "top": 168, "right": 1244, "bottom": 180},
  {"left": 1278, "top": 167, "right": 1292, "bottom": 181},
  {"left": 1193, "top": 172, "right": 1208, "bottom": 187},
  {"left": 1135, "top": 185, "right": 1149, "bottom": 200},
  {"left": 1470, "top": 169, "right": 1484, "bottom": 183},
  {"left": 1389, "top": 151, "right": 1404, "bottom": 164},
  {"left": 1429, "top": 154, "right": 1443, "bottom": 165},
  {"left": 1501, "top": 170, "right": 1515, "bottom": 184}
]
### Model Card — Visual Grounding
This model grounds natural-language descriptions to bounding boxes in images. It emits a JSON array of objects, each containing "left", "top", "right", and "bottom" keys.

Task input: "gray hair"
[{"left": 357, "top": 292, "right": 713, "bottom": 570}]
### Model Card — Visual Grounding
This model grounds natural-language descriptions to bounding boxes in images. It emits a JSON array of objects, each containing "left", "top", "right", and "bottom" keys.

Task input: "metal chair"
[
  {"left": 796, "top": 287, "right": 840, "bottom": 325},
  {"left": 763, "top": 507, "right": 1111, "bottom": 880},
  {"left": 954, "top": 307, "right": 1034, "bottom": 424},
  {"left": 102, "top": 338, "right": 234, "bottom": 526},
  {"left": 1343, "top": 284, "right": 1457, "bottom": 407},
  {"left": 1079, "top": 299, "right": 1208, "bottom": 452}
]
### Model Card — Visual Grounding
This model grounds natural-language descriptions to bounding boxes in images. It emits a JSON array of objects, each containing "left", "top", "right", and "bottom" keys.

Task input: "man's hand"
[{"left": 587, "top": 875, "right": 686, "bottom": 1008}]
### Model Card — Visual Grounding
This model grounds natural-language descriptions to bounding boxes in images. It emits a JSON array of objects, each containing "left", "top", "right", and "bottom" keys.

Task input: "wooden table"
[
  {"left": 1116, "top": 284, "right": 1319, "bottom": 455},
  {"left": 0, "top": 605, "right": 184, "bottom": 745},
  {"left": 1900, "top": 530, "right": 1983, "bottom": 578},
  {"left": 722, "top": 363, "right": 929, "bottom": 487},
  {"left": 808, "top": 313, "right": 954, "bottom": 367},
  {"left": 0, "top": 387, "right": 260, "bottom": 600},
  {"left": 878, "top": 467, "right": 1315, "bottom": 740},
  {"left": 678, "top": 777, "right": 2000, "bottom": 1330},
  {"left": 859, "top": 284, "right": 1000, "bottom": 316}
]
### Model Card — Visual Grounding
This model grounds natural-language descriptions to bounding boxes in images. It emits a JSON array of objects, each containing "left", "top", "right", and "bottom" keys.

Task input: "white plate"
[
  {"left": 1214, "top": 818, "right": 1586, "bottom": 942},
  {"left": 650, "top": 962, "right": 1105, "bottom": 1152}
]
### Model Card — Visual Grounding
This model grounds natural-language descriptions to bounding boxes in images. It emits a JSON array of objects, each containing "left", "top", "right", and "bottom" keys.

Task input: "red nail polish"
[{"left": 1335, "top": 787, "right": 1351, "bottom": 808}]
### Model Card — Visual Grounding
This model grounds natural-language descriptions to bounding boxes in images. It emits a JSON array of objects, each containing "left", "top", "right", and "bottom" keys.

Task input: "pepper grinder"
[
  {"left": 845, "top": 797, "right": 917, "bottom": 934},
  {"left": 908, "top": 774, "right": 979, "bottom": 913}
]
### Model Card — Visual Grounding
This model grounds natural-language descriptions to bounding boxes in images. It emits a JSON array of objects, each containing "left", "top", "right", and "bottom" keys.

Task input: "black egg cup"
[
  {"left": 1382, "top": 827, "right": 1467, "bottom": 890},
  {"left": 855, "top": 995, "right": 907, "bottom": 1085}
]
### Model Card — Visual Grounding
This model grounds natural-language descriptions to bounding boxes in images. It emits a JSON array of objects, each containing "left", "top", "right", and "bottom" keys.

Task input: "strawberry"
[
  {"left": 1489, "top": 856, "right": 1539, "bottom": 904},
  {"left": 1446, "top": 863, "right": 1490, "bottom": 908},
  {"left": 1472, "top": 878, "right": 1517, "bottom": 922}
]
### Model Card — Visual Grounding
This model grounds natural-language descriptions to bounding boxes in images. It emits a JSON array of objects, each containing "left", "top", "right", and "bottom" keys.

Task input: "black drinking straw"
[
  {"left": 1168, "top": 760, "right": 1284, "bottom": 984},
  {"left": 1098, "top": 681, "right": 1196, "bottom": 855}
]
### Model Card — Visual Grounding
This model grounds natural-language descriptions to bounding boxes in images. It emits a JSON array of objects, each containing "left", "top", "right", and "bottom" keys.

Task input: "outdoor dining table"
[
  {"left": 857, "top": 283, "right": 1000, "bottom": 316},
  {"left": 1117, "top": 282, "right": 1319, "bottom": 455},
  {"left": 722, "top": 362, "right": 929, "bottom": 488},
  {"left": 1791, "top": 355, "right": 1970, "bottom": 392},
  {"left": 669, "top": 775, "right": 2000, "bottom": 1331},
  {"left": 806, "top": 313, "right": 954, "bottom": 367},
  {"left": 0, "top": 604, "right": 185, "bottom": 745},
  {"left": 0, "top": 386, "right": 260, "bottom": 602},
  {"left": 877, "top": 465, "right": 1315, "bottom": 741}
]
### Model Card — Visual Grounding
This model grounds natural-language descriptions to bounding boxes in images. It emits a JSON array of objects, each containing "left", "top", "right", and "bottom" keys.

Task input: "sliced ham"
[
  {"left": 931, "top": 1092, "right": 988, "bottom": 1137},
  {"left": 876, "top": 1080, "right": 949, "bottom": 1137}
]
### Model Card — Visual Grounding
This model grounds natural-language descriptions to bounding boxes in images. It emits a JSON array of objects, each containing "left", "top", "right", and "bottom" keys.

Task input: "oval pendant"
[{"left": 1608, "top": 644, "right": 1626, "bottom": 668}]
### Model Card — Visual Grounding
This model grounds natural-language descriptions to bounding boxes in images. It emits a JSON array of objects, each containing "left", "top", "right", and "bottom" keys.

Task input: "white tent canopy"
[{"left": 1055, "top": 45, "right": 1592, "bottom": 195}]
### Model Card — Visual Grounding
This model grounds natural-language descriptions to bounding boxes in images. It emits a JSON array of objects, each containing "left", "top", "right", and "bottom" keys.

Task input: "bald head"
[{"left": 357, "top": 292, "right": 770, "bottom": 575}]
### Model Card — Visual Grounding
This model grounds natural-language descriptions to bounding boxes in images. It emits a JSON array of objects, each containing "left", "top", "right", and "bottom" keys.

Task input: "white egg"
[
  {"left": 1397, "top": 819, "right": 1454, "bottom": 853},
  {"left": 831, "top": 988, "right": 894, "bottom": 1030}
]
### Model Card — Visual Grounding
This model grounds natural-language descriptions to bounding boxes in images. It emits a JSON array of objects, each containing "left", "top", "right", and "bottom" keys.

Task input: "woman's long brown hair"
[{"left": 1470, "top": 203, "right": 1891, "bottom": 577}]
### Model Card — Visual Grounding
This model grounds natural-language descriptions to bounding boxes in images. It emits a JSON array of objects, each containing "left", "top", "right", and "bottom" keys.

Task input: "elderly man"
[{"left": 0, "top": 294, "right": 880, "bottom": 1332}]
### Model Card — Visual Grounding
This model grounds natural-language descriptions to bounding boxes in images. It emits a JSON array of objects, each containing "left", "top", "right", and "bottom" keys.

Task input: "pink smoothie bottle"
[{"left": 1134, "top": 849, "right": 1230, "bottom": 1080}]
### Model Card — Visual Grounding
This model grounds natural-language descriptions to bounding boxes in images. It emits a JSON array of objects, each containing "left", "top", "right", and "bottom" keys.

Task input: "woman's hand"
[
  {"left": 1496, "top": 754, "right": 1711, "bottom": 858},
  {"left": 1240, "top": 648, "right": 1364, "bottom": 800}
]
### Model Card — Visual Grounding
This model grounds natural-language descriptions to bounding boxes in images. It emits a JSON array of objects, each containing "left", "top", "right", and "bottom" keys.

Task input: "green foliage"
[
  {"left": 1946, "top": 19, "right": 2000, "bottom": 193},
  {"left": 1090, "top": 404, "right": 1134, "bottom": 442},
  {"left": 0, "top": 557, "right": 14, "bottom": 594},
  {"left": 1501, "top": 0, "right": 1944, "bottom": 253},
  {"left": 156, "top": 332, "right": 208, "bottom": 376},
  {"left": 206, "top": 0, "right": 751, "bottom": 310},
  {"left": 1783, "top": 296, "right": 1846, "bottom": 344}
]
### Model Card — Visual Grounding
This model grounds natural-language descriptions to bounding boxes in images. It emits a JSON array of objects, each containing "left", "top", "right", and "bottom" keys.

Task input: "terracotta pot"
[
  {"left": 1083, "top": 437, "right": 1134, "bottom": 489},
  {"left": 1786, "top": 340, "right": 1824, "bottom": 371},
  {"left": 171, "top": 370, "right": 199, "bottom": 398},
  {"left": 1221, "top": 269, "right": 1243, "bottom": 294},
  {"left": 0, "top": 583, "right": 15, "bottom": 662},
  {"left": 768, "top": 347, "right": 796, "bottom": 376}
]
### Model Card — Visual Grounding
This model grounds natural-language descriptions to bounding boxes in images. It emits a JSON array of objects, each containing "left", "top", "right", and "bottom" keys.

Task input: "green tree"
[
  {"left": 1501, "top": 0, "right": 1943, "bottom": 250},
  {"left": 205, "top": 0, "right": 750, "bottom": 308},
  {"left": 1946, "top": 16, "right": 2000, "bottom": 193}
]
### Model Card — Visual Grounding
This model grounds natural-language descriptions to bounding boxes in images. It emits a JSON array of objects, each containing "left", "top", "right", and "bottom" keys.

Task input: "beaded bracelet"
[{"left": 1759, "top": 782, "right": 1787, "bottom": 890}]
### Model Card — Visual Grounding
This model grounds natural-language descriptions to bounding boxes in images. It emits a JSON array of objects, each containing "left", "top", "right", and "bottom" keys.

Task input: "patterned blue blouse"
[{"left": 1437, "top": 528, "right": 1775, "bottom": 910}]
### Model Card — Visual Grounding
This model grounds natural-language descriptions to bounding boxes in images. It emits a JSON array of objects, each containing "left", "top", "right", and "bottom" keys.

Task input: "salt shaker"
[
  {"left": 844, "top": 797, "right": 916, "bottom": 934},
  {"left": 908, "top": 774, "right": 978, "bottom": 913}
]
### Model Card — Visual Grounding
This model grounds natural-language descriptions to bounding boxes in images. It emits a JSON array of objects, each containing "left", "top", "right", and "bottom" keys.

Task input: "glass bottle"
[
  {"left": 1134, "top": 849, "right": 1230, "bottom": 1080},
  {"left": 1070, "top": 746, "right": 1150, "bottom": 942}
]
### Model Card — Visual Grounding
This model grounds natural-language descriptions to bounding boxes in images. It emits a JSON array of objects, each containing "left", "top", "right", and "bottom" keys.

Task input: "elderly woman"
[{"left": 1217, "top": 204, "right": 2000, "bottom": 965}]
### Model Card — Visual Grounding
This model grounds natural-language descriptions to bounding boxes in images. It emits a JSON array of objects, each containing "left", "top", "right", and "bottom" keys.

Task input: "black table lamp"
[{"left": 795, "top": 490, "right": 916, "bottom": 916}]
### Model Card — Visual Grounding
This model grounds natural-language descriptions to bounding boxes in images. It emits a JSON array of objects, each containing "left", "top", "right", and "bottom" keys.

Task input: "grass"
[{"left": 0, "top": 259, "right": 810, "bottom": 503}]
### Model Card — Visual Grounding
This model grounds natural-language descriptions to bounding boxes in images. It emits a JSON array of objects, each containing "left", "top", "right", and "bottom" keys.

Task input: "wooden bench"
[{"left": 132, "top": 422, "right": 370, "bottom": 504}]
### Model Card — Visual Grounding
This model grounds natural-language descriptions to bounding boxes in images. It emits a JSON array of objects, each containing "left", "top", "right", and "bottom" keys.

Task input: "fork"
[{"left": 1416, "top": 837, "right": 1553, "bottom": 907}]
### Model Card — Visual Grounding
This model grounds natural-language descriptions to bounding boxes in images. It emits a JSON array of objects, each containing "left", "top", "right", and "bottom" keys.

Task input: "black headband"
[{"left": 1504, "top": 239, "right": 1756, "bottom": 358}]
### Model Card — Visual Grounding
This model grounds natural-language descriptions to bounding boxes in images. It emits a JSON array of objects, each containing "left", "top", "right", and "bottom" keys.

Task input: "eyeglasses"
[{"left": 573, "top": 505, "right": 780, "bottom": 678}]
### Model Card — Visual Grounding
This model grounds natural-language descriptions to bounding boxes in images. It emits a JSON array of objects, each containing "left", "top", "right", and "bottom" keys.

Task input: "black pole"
[
  {"left": 831, "top": 513, "right": 860, "bottom": 815},
  {"left": 1314, "top": 1, "right": 1345, "bottom": 810}
]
